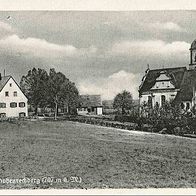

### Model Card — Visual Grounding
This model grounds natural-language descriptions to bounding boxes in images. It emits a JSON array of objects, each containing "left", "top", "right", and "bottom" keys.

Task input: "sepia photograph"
[{"left": 0, "top": 0, "right": 195, "bottom": 194}]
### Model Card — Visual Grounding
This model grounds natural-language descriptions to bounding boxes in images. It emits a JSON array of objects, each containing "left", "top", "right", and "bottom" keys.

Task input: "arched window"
[
  {"left": 181, "top": 102, "right": 185, "bottom": 109},
  {"left": 161, "top": 95, "right": 166, "bottom": 106},
  {"left": 186, "top": 102, "right": 190, "bottom": 110},
  {"left": 148, "top": 96, "right": 153, "bottom": 108}
]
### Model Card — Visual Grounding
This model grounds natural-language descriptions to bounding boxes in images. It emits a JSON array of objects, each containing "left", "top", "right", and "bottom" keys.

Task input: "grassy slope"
[{"left": 0, "top": 120, "right": 195, "bottom": 189}]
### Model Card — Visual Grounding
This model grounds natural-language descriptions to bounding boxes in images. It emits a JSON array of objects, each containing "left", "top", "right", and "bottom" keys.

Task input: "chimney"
[{"left": 0, "top": 73, "right": 2, "bottom": 80}]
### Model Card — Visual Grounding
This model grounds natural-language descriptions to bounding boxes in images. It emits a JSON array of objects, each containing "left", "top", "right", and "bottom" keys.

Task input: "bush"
[{"left": 114, "top": 114, "right": 139, "bottom": 123}]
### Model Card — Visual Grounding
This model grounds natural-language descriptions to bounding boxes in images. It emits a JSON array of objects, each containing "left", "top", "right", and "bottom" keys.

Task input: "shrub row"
[
  {"left": 63, "top": 115, "right": 154, "bottom": 133},
  {"left": 65, "top": 115, "right": 196, "bottom": 137}
]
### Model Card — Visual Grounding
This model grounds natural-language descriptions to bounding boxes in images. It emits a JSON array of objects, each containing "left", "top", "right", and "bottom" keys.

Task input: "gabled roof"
[
  {"left": 79, "top": 95, "right": 102, "bottom": 107},
  {"left": 0, "top": 75, "right": 28, "bottom": 100},
  {"left": 0, "top": 76, "right": 12, "bottom": 92},
  {"left": 139, "top": 67, "right": 186, "bottom": 95}
]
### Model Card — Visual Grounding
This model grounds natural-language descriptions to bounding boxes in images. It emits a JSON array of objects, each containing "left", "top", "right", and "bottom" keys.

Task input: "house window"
[
  {"left": 181, "top": 102, "right": 185, "bottom": 109},
  {"left": 161, "top": 95, "right": 166, "bottom": 106},
  {"left": 19, "top": 112, "right": 26, "bottom": 117},
  {"left": 5, "top": 91, "right": 9, "bottom": 97},
  {"left": 13, "top": 91, "right": 17, "bottom": 97},
  {"left": 10, "top": 83, "right": 12, "bottom": 87},
  {"left": 10, "top": 102, "right": 17, "bottom": 108},
  {"left": 148, "top": 96, "right": 153, "bottom": 108},
  {"left": 0, "top": 103, "right": 6, "bottom": 108},
  {"left": 19, "top": 102, "right": 25, "bottom": 108},
  {"left": 0, "top": 113, "right": 6, "bottom": 118}
]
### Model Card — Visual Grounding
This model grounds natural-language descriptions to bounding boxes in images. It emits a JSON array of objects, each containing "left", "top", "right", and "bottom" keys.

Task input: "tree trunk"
[
  {"left": 35, "top": 106, "right": 38, "bottom": 115},
  {"left": 54, "top": 95, "right": 58, "bottom": 120},
  {"left": 54, "top": 102, "right": 58, "bottom": 120}
]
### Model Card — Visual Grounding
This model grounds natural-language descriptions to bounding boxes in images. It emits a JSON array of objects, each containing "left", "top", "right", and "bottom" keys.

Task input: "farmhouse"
[
  {"left": 0, "top": 74, "right": 28, "bottom": 117},
  {"left": 139, "top": 39, "right": 196, "bottom": 111},
  {"left": 77, "top": 95, "right": 103, "bottom": 115}
]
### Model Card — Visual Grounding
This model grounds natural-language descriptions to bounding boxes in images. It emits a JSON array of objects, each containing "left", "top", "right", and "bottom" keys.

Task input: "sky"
[{"left": 0, "top": 11, "right": 195, "bottom": 100}]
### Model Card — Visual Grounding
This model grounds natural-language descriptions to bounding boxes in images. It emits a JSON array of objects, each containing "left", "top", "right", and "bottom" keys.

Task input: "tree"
[
  {"left": 47, "top": 68, "right": 79, "bottom": 119},
  {"left": 20, "top": 68, "right": 79, "bottom": 119},
  {"left": 113, "top": 90, "right": 133, "bottom": 115},
  {"left": 20, "top": 68, "right": 49, "bottom": 114}
]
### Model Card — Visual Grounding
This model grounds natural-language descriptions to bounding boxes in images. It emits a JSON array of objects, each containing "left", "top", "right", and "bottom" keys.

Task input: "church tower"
[{"left": 189, "top": 39, "right": 196, "bottom": 69}]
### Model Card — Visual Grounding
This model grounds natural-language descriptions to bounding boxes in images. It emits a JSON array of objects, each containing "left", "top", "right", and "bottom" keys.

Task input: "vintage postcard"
[{"left": 0, "top": 0, "right": 195, "bottom": 195}]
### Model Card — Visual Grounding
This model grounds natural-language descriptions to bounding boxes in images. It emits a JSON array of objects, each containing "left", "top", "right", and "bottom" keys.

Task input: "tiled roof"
[
  {"left": 139, "top": 67, "right": 186, "bottom": 96},
  {"left": 79, "top": 95, "right": 102, "bottom": 107},
  {"left": 0, "top": 76, "right": 11, "bottom": 92},
  {"left": 174, "top": 70, "right": 196, "bottom": 102}
]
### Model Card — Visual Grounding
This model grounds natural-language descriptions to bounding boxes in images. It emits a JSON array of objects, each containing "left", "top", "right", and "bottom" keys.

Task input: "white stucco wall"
[
  {"left": 77, "top": 108, "right": 88, "bottom": 115},
  {"left": 96, "top": 107, "right": 103, "bottom": 115},
  {"left": 0, "top": 77, "right": 28, "bottom": 117},
  {"left": 140, "top": 91, "right": 177, "bottom": 107}
]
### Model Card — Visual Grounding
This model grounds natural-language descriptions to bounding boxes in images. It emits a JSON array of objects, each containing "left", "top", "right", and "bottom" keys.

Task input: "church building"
[{"left": 139, "top": 39, "right": 196, "bottom": 111}]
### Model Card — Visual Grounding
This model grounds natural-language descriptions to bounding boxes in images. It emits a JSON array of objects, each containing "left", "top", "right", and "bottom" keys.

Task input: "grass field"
[{"left": 0, "top": 120, "right": 195, "bottom": 189}]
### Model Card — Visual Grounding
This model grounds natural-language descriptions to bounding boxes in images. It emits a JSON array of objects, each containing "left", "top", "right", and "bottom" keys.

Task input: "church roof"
[
  {"left": 174, "top": 70, "right": 196, "bottom": 102},
  {"left": 139, "top": 67, "right": 186, "bottom": 96},
  {"left": 190, "top": 39, "right": 196, "bottom": 50}
]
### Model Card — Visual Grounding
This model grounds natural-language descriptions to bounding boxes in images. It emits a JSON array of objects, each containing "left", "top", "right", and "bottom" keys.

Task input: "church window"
[
  {"left": 186, "top": 102, "right": 190, "bottom": 110},
  {"left": 181, "top": 102, "right": 185, "bottom": 109},
  {"left": 161, "top": 95, "right": 166, "bottom": 106},
  {"left": 155, "top": 102, "right": 159, "bottom": 108},
  {"left": 148, "top": 96, "right": 153, "bottom": 108}
]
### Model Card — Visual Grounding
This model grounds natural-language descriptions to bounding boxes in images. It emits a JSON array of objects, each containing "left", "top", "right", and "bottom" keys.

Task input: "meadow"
[{"left": 0, "top": 120, "right": 195, "bottom": 189}]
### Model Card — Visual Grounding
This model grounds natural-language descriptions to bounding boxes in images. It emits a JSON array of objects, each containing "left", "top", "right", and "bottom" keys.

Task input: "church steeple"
[{"left": 189, "top": 39, "right": 196, "bottom": 69}]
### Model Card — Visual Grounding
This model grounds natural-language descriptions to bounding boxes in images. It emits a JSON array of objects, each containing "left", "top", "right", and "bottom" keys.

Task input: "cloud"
[
  {"left": 109, "top": 40, "right": 190, "bottom": 59},
  {"left": 0, "top": 34, "right": 97, "bottom": 58},
  {"left": 0, "top": 21, "right": 13, "bottom": 32},
  {"left": 149, "top": 22, "right": 185, "bottom": 32},
  {"left": 78, "top": 70, "right": 141, "bottom": 100}
]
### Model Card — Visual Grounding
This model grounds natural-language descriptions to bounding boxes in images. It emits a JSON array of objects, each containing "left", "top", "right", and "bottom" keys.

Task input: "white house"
[
  {"left": 0, "top": 74, "right": 28, "bottom": 118},
  {"left": 139, "top": 39, "right": 196, "bottom": 112}
]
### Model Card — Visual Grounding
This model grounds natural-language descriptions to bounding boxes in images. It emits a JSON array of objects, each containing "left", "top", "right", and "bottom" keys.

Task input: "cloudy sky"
[{"left": 0, "top": 11, "right": 195, "bottom": 100}]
